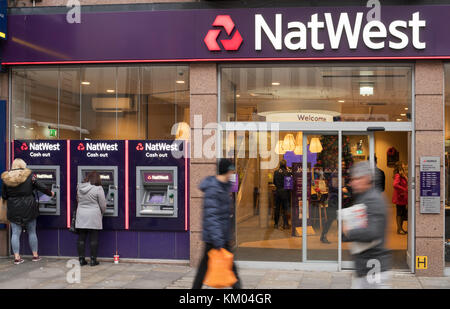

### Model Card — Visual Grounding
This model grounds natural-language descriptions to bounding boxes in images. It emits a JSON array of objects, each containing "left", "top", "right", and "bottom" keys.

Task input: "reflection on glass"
[
  {"left": 11, "top": 66, "right": 190, "bottom": 140},
  {"left": 226, "top": 131, "right": 304, "bottom": 262},
  {"left": 220, "top": 65, "right": 412, "bottom": 123},
  {"left": 307, "top": 135, "right": 338, "bottom": 261},
  {"left": 12, "top": 69, "right": 58, "bottom": 140}
]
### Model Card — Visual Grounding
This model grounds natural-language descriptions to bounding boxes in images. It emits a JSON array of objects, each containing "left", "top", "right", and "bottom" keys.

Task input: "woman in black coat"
[{"left": 1, "top": 158, "right": 54, "bottom": 265}]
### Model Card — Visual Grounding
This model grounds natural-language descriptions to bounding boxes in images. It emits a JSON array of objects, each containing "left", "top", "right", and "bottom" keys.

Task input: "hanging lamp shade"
[
  {"left": 295, "top": 132, "right": 303, "bottom": 146},
  {"left": 275, "top": 140, "right": 285, "bottom": 155},
  {"left": 282, "top": 134, "right": 295, "bottom": 152},
  {"left": 175, "top": 122, "right": 191, "bottom": 140},
  {"left": 309, "top": 137, "right": 323, "bottom": 153},
  {"left": 294, "top": 132, "right": 303, "bottom": 155},
  {"left": 294, "top": 145, "right": 303, "bottom": 155}
]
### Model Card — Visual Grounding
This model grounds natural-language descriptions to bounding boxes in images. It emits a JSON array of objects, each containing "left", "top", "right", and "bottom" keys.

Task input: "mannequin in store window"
[{"left": 393, "top": 162, "right": 408, "bottom": 235}]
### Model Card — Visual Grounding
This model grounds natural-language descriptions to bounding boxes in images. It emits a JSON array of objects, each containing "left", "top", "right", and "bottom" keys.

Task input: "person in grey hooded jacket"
[
  {"left": 75, "top": 171, "right": 106, "bottom": 266},
  {"left": 192, "top": 158, "right": 241, "bottom": 289},
  {"left": 344, "top": 161, "right": 392, "bottom": 289}
]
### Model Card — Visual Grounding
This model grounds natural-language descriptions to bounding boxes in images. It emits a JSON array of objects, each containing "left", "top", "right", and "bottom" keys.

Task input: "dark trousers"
[
  {"left": 274, "top": 191, "right": 289, "bottom": 226},
  {"left": 77, "top": 229, "right": 99, "bottom": 258},
  {"left": 321, "top": 205, "right": 337, "bottom": 237},
  {"left": 192, "top": 242, "right": 241, "bottom": 289}
]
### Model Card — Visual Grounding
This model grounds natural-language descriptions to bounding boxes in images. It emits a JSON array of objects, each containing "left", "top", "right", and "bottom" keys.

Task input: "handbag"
[
  {"left": 203, "top": 248, "right": 238, "bottom": 288},
  {"left": 69, "top": 208, "right": 78, "bottom": 234},
  {"left": 0, "top": 198, "right": 8, "bottom": 224}
]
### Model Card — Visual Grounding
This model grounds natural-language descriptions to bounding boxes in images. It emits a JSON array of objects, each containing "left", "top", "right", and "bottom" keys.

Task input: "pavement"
[{"left": 0, "top": 257, "right": 449, "bottom": 289}]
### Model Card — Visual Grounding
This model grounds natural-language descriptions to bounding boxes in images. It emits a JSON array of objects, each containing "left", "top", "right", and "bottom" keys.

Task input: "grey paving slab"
[
  {"left": 256, "top": 280, "right": 300, "bottom": 289},
  {"left": 125, "top": 279, "right": 171, "bottom": 289}
]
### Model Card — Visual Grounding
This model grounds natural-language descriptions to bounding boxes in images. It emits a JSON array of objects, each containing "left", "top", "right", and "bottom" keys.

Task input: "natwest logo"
[
  {"left": 28, "top": 142, "right": 60, "bottom": 151},
  {"left": 204, "top": 15, "right": 243, "bottom": 51},
  {"left": 20, "top": 142, "right": 28, "bottom": 151},
  {"left": 136, "top": 143, "right": 144, "bottom": 151},
  {"left": 86, "top": 142, "right": 119, "bottom": 152}
]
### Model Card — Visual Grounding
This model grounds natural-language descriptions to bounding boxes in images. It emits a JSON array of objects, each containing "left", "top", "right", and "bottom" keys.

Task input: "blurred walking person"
[
  {"left": 192, "top": 158, "right": 241, "bottom": 289},
  {"left": 393, "top": 162, "right": 408, "bottom": 234},
  {"left": 1, "top": 158, "right": 54, "bottom": 264},
  {"left": 76, "top": 171, "right": 106, "bottom": 266},
  {"left": 344, "top": 161, "right": 391, "bottom": 289}
]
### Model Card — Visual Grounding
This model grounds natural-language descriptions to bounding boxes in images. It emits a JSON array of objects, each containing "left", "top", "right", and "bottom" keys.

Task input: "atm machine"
[
  {"left": 29, "top": 165, "right": 60, "bottom": 215},
  {"left": 77, "top": 166, "right": 118, "bottom": 216},
  {"left": 136, "top": 167, "right": 178, "bottom": 218}
]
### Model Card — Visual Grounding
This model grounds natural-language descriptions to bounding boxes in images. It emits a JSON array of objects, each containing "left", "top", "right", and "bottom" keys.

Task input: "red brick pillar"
[
  {"left": 189, "top": 63, "right": 218, "bottom": 267},
  {"left": 414, "top": 61, "right": 445, "bottom": 276}
]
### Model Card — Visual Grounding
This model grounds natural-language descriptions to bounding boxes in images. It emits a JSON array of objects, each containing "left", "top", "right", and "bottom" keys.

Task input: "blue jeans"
[{"left": 10, "top": 219, "right": 38, "bottom": 255}]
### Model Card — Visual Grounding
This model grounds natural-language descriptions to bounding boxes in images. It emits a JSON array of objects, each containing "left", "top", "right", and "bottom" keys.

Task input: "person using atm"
[
  {"left": 1, "top": 158, "right": 55, "bottom": 265},
  {"left": 75, "top": 171, "right": 107, "bottom": 267}
]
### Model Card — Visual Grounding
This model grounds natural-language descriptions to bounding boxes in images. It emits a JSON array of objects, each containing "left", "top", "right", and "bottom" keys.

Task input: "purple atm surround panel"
[
  {"left": 13, "top": 140, "right": 67, "bottom": 229},
  {"left": 59, "top": 229, "right": 188, "bottom": 259},
  {"left": 18, "top": 228, "right": 59, "bottom": 256},
  {"left": 70, "top": 140, "right": 126, "bottom": 230},
  {"left": 129, "top": 140, "right": 189, "bottom": 231}
]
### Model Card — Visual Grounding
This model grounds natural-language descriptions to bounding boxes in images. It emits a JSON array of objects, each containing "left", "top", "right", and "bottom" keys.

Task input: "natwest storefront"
[{"left": 0, "top": 3, "right": 449, "bottom": 276}]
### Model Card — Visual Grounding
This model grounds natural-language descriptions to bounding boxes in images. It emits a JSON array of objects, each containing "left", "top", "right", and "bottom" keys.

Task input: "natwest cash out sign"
[
  {"left": 2, "top": 5, "right": 449, "bottom": 64},
  {"left": 17, "top": 141, "right": 62, "bottom": 158},
  {"left": 78, "top": 141, "right": 119, "bottom": 158},
  {"left": 136, "top": 142, "right": 180, "bottom": 158}
]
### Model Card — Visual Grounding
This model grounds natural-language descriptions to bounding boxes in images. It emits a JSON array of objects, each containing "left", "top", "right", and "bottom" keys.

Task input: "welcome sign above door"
[{"left": 1, "top": 5, "right": 450, "bottom": 64}]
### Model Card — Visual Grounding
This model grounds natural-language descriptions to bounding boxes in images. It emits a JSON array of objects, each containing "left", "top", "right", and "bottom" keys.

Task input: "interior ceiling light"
[
  {"left": 360, "top": 83, "right": 374, "bottom": 96},
  {"left": 175, "top": 122, "right": 190, "bottom": 140},
  {"left": 106, "top": 89, "right": 115, "bottom": 93},
  {"left": 176, "top": 80, "right": 185, "bottom": 84},
  {"left": 309, "top": 137, "right": 323, "bottom": 153},
  {"left": 272, "top": 82, "right": 280, "bottom": 86},
  {"left": 81, "top": 81, "right": 90, "bottom": 85},
  {"left": 338, "top": 100, "right": 345, "bottom": 103},
  {"left": 396, "top": 118, "right": 402, "bottom": 121},
  {"left": 400, "top": 113, "right": 406, "bottom": 116},
  {"left": 236, "top": 94, "right": 240, "bottom": 98},
  {"left": 404, "top": 107, "right": 409, "bottom": 110}
]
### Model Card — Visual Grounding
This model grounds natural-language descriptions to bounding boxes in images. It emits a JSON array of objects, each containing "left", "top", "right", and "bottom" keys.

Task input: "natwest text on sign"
[{"left": 255, "top": 12, "right": 426, "bottom": 51}]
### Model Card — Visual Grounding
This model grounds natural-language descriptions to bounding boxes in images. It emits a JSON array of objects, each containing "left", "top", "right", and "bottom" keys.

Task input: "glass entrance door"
[
  {"left": 340, "top": 133, "right": 374, "bottom": 267},
  {"left": 226, "top": 130, "right": 305, "bottom": 262},
  {"left": 303, "top": 133, "right": 339, "bottom": 262}
]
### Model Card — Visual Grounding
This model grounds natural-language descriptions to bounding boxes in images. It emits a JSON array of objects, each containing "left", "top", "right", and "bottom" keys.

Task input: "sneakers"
[
  {"left": 32, "top": 256, "right": 41, "bottom": 262},
  {"left": 14, "top": 258, "right": 24, "bottom": 265}
]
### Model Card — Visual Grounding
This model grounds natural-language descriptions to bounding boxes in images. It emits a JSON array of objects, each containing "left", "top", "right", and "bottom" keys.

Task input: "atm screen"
[
  {"left": 146, "top": 192, "right": 166, "bottom": 204},
  {"left": 37, "top": 191, "right": 52, "bottom": 203}
]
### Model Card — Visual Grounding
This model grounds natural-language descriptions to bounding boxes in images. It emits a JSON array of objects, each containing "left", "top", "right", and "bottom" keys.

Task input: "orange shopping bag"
[{"left": 203, "top": 248, "right": 238, "bottom": 288}]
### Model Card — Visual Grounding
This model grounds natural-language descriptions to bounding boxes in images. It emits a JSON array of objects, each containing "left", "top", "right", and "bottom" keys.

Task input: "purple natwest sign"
[
  {"left": 2, "top": 5, "right": 450, "bottom": 64},
  {"left": 143, "top": 172, "right": 173, "bottom": 184}
]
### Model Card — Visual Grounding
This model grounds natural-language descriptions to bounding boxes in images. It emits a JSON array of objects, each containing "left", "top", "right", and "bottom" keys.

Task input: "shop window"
[
  {"left": 11, "top": 65, "right": 190, "bottom": 141},
  {"left": 11, "top": 69, "right": 59, "bottom": 140},
  {"left": 220, "top": 65, "right": 412, "bottom": 123}
]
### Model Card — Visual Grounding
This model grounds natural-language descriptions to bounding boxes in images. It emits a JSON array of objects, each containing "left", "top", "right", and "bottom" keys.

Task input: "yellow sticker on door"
[{"left": 416, "top": 256, "right": 428, "bottom": 269}]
